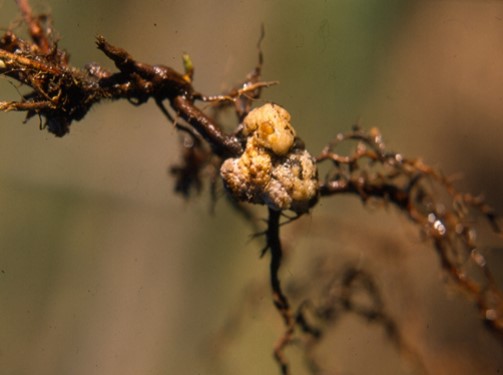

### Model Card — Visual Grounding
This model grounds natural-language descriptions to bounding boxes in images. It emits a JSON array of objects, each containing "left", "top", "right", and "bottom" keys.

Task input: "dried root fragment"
[{"left": 220, "top": 103, "right": 318, "bottom": 213}]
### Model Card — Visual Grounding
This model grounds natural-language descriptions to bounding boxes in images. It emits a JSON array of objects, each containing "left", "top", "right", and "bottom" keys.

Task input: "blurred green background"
[{"left": 1, "top": 1, "right": 502, "bottom": 374}]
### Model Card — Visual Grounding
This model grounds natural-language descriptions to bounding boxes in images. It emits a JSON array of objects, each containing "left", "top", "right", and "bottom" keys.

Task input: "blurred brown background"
[{"left": 0, "top": 1, "right": 502, "bottom": 374}]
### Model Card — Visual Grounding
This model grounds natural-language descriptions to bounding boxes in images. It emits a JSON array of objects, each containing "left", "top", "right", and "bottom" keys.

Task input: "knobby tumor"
[{"left": 220, "top": 103, "right": 318, "bottom": 213}]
